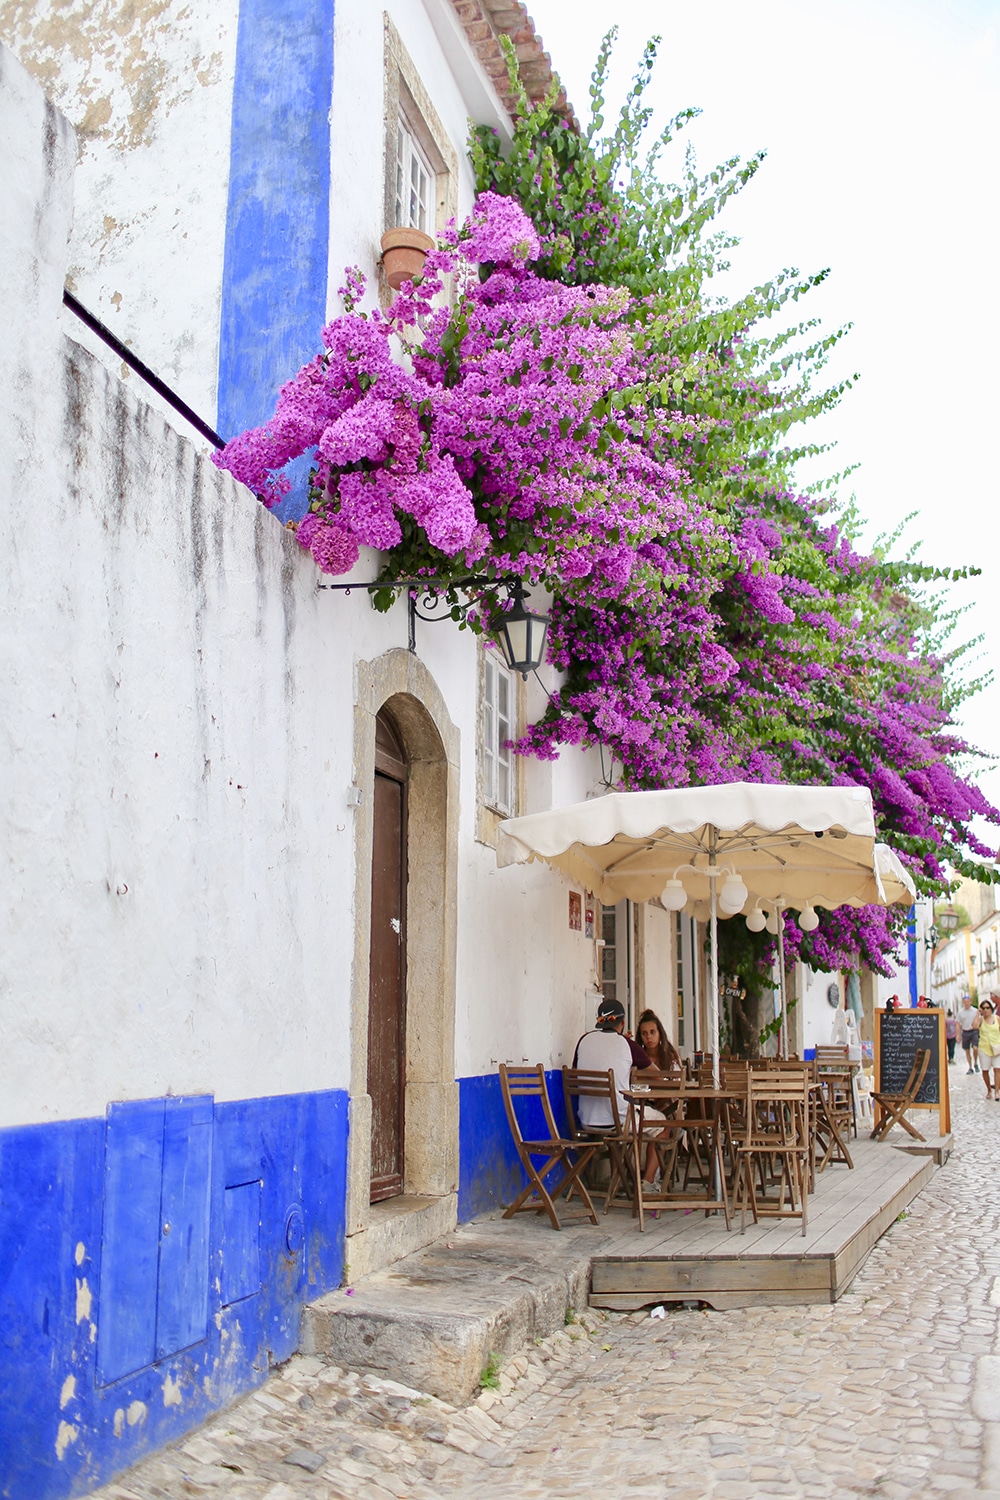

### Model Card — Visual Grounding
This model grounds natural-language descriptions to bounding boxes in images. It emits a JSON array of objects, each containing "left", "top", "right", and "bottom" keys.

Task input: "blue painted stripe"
[{"left": 217, "top": 0, "right": 334, "bottom": 521}]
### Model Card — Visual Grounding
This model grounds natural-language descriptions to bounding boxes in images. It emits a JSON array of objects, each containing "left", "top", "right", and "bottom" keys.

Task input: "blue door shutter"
[
  {"left": 155, "top": 1096, "right": 213, "bottom": 1360},
  {"left": 96, "top": 1100, "right": 164, "bottom": 1385}
]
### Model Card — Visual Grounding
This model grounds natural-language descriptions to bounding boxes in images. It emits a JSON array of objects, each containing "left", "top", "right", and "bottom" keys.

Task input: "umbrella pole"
[
  {"left": 777, "top": 907, "right": 787, "bottom": 1059},
  {"left": 709, "top": 842, "right": 720, "bottom": 1087}
]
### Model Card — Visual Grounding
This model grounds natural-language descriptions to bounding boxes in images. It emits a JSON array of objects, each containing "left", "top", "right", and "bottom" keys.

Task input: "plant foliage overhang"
[{"left": 212, "top": 31, "right": 998, "bottom": 976}]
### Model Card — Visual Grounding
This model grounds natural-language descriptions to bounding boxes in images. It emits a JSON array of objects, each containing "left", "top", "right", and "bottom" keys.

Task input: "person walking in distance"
[
  {"left": 959, "top": 997, "right": 980, "bottom": 1074},
  {"left": 976, "top": 998, "right": 1000, "bottom": 1099},
  {"left": 945, "top": 1009, "right": 958, "bottom": 1064}
]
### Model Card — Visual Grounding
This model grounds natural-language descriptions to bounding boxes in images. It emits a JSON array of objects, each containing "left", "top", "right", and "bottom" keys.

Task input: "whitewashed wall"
[
  {"left": 0, "top": 31, "right": 599, "bottom": 1130},
  {"left": 799, "top": 964, "right": 845, "bottom": 1054},
  {"left": 0, "top": 0, "right": 511, "bottom": 446}
]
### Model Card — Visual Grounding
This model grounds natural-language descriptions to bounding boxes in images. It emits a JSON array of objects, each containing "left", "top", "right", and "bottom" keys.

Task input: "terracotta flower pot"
[{"left": 381, "top": 227, "right": 435, "bottom": 290}]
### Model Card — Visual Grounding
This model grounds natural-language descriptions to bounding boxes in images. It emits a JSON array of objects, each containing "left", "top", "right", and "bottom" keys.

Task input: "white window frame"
[
  {"left": 395, "top": 115, "right": 434, "bottom": 234},
  {"left": 481, "top": 653, "right": 515, "bottom": 817}
]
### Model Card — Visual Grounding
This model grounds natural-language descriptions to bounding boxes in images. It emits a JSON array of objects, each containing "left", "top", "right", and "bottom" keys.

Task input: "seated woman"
[
  {"left": 633, "top": 1009, "right": 683, "bottom": 1189},
  {"left": 636, "top": 1009, "right": 682, "bottom": 1076}
]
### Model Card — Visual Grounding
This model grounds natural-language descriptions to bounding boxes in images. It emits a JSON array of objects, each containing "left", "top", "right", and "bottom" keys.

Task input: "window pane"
[
  {"left": 395, "top": 126, "right": 405, "bottom": 225},
  {"left": 482, "top": 655, "right": 516, "bottom": 814},
  {"left": 409, "top": 154, "right": 419, "bottom": 229}
]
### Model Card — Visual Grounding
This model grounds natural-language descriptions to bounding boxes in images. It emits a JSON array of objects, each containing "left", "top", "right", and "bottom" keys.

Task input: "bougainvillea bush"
[{"left": 213, "top": 41, "right": 997, "bottom": 980}]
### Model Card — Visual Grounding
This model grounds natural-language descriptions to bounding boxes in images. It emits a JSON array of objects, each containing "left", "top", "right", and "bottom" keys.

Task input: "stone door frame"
[{"left": 345, "top": 650, "right": 460, "bottom": 1275}]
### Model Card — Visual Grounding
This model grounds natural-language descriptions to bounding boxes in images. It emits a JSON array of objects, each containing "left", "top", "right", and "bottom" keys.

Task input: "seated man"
[
  {"left": 573, "top": 1002, "right": 669, "bottom": 1192},
  {"left": 575, "top": 996, "right": 638, "bottom": 1128},
  {"left": 573, "top": 997, "right": 641, "bottom": 1128}
]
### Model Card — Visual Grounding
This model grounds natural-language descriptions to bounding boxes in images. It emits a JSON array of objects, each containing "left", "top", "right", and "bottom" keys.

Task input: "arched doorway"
[
  {"left": 346, "top": 651, "right": 461, "bottom": 1277},
  {"left": 368, "top": 709, "right": 408, "bottom": 1202}
]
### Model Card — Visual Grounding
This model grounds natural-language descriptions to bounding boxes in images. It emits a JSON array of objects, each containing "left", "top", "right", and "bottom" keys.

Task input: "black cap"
[{"left": 596, "top": 997, "right": 626, "bottom": 1029}]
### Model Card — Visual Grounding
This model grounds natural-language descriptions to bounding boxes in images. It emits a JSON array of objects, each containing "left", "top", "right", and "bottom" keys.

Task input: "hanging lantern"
[
  {"left": 798, "top": 904, "right": 820, "bottom": 932},
  {"left": 661, "top": 878, "right": 689, "bottom": 912},
  {"left": 745, "top": 906, "right": 767, "bottom": 933},
  {"left": 493, "top": 581, "right": 549, "bottom": 679},
  {"left": 718, "top": 874, "right": 749, "bottom": 914}
]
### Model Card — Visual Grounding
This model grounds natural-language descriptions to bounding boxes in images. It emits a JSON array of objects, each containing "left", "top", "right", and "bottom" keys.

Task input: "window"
[
  {"left": 601, "top": 906, "right": 619, "bottom": 1001},
  {"left": 395, "top": 117, "right": 433, "bottom": 233},
  {"left": 482, "top": 654, "right": 514, "bottom": 816},
  {"left": 383, "top": 20, "right": 458, "bottom": 246},
  {"left": 601, "top": 900, "right": 633, "bottom": 1025}
]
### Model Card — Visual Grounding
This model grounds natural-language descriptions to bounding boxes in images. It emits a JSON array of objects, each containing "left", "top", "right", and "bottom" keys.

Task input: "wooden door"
[{"left": 368, "top": 711, "right": 407, "bottom": 1202}]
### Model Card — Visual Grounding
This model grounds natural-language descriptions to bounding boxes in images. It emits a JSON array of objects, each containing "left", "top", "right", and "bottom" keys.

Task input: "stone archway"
[{"left": 344, "top": 650, "right": 459, "bottom": 1279}]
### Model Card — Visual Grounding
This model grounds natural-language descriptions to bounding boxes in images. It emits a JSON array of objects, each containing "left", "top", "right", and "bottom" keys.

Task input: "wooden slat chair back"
[
  {"left": 732, "top": 1069, "right": 812, "bottom": 1236},
  {"left": 562, "top": 1067, "right": 634, "bottom": 1212},
  {"left": 870, "top": 1048, "right": 931, "bottom": 1143},
  {"left": 627, "top": 1065, "right": 687, "bottom": 1197},
  {"left": 721, "top": 1061, "right": 751, "bottom": 1143},
  {"left": 499, "top": 1064, "right": 599, "bottom": 1230},
  {"left": 815, "top": 1045, "right": 850, "bottom": 1066},
  {"left": 815, "top": 1059, "right": 856, "bottom": 1144},
  {"left": 750, "top": 1056, "right": 817, "bottom": 1079}
]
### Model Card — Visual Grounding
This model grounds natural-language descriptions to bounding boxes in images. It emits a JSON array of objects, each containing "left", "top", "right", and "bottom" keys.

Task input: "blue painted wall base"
[
  {"left": 458, "top": 1070, "right": 568, "bottom": 1222},
  {"left": 0, "top": 1089, "right": 348, "bottom": 1500}
]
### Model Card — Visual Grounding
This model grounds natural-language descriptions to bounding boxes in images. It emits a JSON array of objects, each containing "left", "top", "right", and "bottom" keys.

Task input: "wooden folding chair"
[
  {"left": 499, "top": 1064, "right": 599, "bottom": 1229},
  {"left": 816, "top": 1045, "right": 857, "bottom": 1140},
  {"left": 812, "top": 1077, "right": 854, "bottom": 1172},
  {"left": 870, "top": 1049, "right": 931, "bottom": 1143},
  {"left": 732, "top": 1069, "right": 811, "bottom": 1237},
  {"left": 629, "top": 1066, "right": 687, "bottom": 1192},
  {"left": 562, "top": 1067, "right": 636, "bottom": 1212}
]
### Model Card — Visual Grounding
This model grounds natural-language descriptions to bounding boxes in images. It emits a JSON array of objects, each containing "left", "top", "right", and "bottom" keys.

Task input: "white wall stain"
[
  {"left": 161, "top": 1373, "right": 182, "bottom": 1407},
  {"left": 74, "top": 1241, "right": 86, "bottom": 1266},
  {"left": 55, "top": 1421, "right": 79, "bottom": 1460},
  {"left": 75, "top": 1277, "right": 92, "bottom": 1323},
  {"left": 0, "top": 0, "right": 239, "bottom": 419},
  {"left": 126, "top": 1400, "right": 147, "bottom": 1427},
  {"left": 113, "top": 1408, "right": 125, "bottom": 1438},
  {"left": 59, "top": 1374, "right": 76, "bottom": 1409}
]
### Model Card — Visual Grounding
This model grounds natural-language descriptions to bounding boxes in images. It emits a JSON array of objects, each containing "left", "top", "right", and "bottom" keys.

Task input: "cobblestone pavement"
[{"left": 91, "top": 1070, "right": 1000, "bottom": 1500}]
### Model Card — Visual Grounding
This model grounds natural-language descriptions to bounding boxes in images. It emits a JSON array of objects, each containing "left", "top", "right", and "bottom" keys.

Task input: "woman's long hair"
[{"left": 636, "top": 1008, "right": 681, "bottom": 1072}]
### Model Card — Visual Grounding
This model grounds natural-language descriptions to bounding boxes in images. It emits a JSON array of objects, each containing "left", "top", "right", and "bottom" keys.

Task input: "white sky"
[{"left": 527, "top": 0, "right": 1000, "bottom": 838}]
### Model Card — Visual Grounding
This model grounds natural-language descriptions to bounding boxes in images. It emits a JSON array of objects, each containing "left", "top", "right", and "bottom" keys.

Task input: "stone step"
[{"left": 300, "top": 1218, "right": 595, "bottom": 1406}]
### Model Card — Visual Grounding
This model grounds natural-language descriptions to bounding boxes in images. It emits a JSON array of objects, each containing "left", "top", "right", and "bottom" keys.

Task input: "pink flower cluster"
[{"left": 213, "top": 191, "right": 999, "bottom": 972}]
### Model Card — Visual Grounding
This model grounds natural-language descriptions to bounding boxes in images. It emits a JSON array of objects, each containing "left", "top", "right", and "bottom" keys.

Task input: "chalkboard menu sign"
[{"left": 874, "top": 1007, "right": 950, "bottom": 1134}]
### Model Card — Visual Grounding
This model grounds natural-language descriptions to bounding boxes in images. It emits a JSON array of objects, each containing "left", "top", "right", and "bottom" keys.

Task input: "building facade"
[{"left": 0, "top": 9, "right": 702, "bottom": 1497}]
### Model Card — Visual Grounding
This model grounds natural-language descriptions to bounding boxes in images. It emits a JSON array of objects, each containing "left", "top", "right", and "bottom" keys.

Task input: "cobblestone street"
[{"left": 91, "top": 1071, "right": 999, "bottom": 1500}]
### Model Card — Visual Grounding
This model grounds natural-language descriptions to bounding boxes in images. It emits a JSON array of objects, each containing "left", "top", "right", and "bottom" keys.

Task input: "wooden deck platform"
[{"left": 588, "top": 1133, "right": 935, "bottom": 1311}]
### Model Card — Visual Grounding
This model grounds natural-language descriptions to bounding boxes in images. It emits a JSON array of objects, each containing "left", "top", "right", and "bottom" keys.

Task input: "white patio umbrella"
[{"left": 497, "top": 782, "right": 914, "bottom": 1078}]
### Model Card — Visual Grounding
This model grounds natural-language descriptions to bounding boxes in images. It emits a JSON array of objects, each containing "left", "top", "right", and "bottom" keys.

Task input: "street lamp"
[
  {"left": 492, "top": 581, "right": 549, "bottom": 680},
  {"left": 938, "top": 905, "right": 959, "bottom": 932}
]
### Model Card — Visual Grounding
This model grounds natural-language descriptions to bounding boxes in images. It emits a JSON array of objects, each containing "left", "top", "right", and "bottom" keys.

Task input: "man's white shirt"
[{"left": 574, "top": 1029, "right": 634, "bottom": 1127}]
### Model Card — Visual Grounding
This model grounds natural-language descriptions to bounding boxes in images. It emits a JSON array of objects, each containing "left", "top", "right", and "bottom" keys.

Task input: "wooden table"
[{"left": 624, "top": 1087, "right": 736, "bottom": 1232}]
